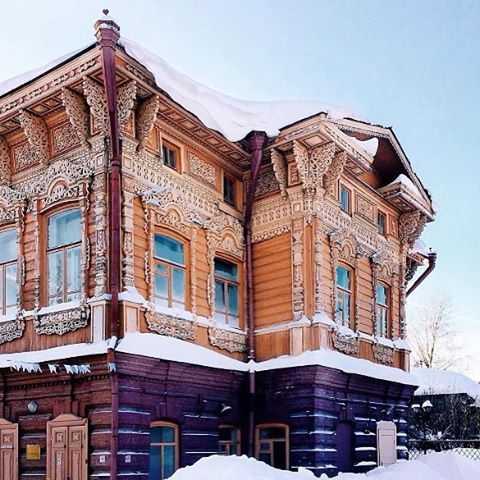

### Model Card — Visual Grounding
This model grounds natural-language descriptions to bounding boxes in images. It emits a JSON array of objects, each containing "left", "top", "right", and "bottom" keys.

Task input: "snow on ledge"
[
  {"left": 413, "top": 367, "right": 480, "bottom": 405},
  {"left": 168, "top": 451, "right": 480, "bottom": 480},
  {"left": 120, "top": 38, "right": 365, "bottom": 142}
]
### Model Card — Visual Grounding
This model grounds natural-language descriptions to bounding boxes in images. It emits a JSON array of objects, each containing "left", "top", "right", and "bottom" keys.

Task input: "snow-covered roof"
[
  {"left": 0, "top": 44, "right": 94, "bottom": 98},
  {"left": 413, "top": 368, "right": 480, "bottom": 405},
  {"left": 386, "top": 173, "right": 423, "bottom": 198},
  {"left": 350, "top": 136, "right": 379, "bottom": 157},
  {"left": 168, "top": 451, "right": 480, "bottom": 480}
]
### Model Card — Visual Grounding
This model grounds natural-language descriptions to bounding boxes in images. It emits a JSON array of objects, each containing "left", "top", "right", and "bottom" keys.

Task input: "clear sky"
[{"left": 1, "top": 1, "right": 479, "bottom": 376}]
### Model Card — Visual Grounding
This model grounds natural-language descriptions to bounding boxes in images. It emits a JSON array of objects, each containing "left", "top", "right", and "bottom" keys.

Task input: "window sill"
[
  {"left": 0, "top": 310, "right": 20, "bottom": 324},
  {"left": 35, "top": 300, "right": 82, "bottom": 316}
]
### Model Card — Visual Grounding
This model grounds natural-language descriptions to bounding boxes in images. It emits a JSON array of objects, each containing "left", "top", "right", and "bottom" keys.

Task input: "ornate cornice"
[
  {"left": 34, "top": 305, "right": 90, "bottom": 336},
  {"left": 18, "top": 110, "right": 49, "bottom": 165},
  {"left": 208, "top": 326, "right": 247, "bottom": 353},
  {"left": 145, "top": 310, "right": 197, "bottom": 341},
  {"left": 0, "top": 318, "right": 25, "bottom": 345},
  {"left": 136, "top": 95, "right": 159, "bottom": 151},
  {"left": 83, "top": 77, "right": 109, "bottom": 134},
  {"left": 62, "top": 88, "right": 90, "bottom": 148}
]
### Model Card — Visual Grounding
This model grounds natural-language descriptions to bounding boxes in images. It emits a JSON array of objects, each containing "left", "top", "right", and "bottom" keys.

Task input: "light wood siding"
[
  {"left": 253, "top": 233, "right": 292, "bottom": 328},
  {"left": 195, "top": 228, "right": 210, "bottom": 318},
  {"left": 356, "top": 257, "right": 374, "bottom": 334},
  {"left": 133, "top": 197, "right": 148, "bottom": 298}
]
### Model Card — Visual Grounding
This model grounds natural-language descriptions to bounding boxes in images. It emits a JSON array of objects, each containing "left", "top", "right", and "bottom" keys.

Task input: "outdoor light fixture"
[
  {"left": 219, "top": 403, "right": 232, "bottom": 415},
  {"left": 411, "top": 403, "right": 421, "bottom": 413},
  {"left": 421, "top": 400, "right": 433, "bottom": 414},
  {"left": 27, "top": 401, "right": 38, "bottom": 413}
]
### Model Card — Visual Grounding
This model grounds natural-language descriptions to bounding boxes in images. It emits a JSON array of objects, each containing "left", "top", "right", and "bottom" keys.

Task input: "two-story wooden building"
[{"left": 0, "top": 12, "right": 435, "bottom": 480}]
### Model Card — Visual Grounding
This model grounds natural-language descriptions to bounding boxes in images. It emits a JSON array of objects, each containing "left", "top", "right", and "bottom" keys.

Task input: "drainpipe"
[
  {"left": 94, "top": 11, "right": 122, "bottom": 479},
  {"left": 244, "top": 131, "right": 267, "bottom": 457},
  {"left": 406, "top": 251, "right": 437, "bottom": 298}
]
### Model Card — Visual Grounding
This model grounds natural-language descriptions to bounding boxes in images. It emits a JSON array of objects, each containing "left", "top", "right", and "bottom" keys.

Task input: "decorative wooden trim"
[
  {"left": 373, "top": 342, "right": 394, "bottom": 365},
  {"left": 291, "top": 217, "right": 305, "bottom": 319},
  {"left": 270, "top": 148, "right": 288, "bottom": 198},
  {"left": 208, "top": 326, "right": 247, "bottom": 353},
  {"left": 18, "top": 110, "right": 50, "bottom": 166},
  {"left": 136, "top": 95, "right": 160, "bottom": 151},
  {"left": 62, "top": 88, "right": 90, "bottom": 148},
  {"left": 145, "top": 310, "right": 197, "bottom": 341},
  {"left": 332, "top": 331, "right": 359, "bottom": 355},
  {"left": 34, "top": 304, "right": 90, "bottom": 336},
  {"left": 0, "top": 136, "right": 11, "bottom": 185},
  {"left": 117, "top": 80, "right": 137, "bottom": 130},
  {"left": 83, "top": 77, "right": 109, "bottom": 134},
  {"left": 0, "top": 319, "right": 25, "bottom": 344}
]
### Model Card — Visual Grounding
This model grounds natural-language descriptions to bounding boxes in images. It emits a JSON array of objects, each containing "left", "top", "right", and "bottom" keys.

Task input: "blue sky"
[{"left": 1, "top": 1, "right": 479, "bottom": 375}]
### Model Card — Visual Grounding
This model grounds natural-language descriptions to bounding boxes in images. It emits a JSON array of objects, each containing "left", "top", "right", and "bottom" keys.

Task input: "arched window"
[
  {"left": 154, "top": 233, "right": 186, "bottom": 309},
  {"left": 149, "top": 421, "right": 179, "bottom": 480},
  {"left": 219, "top": 425, "right": 241, "bottom": 455},
  {"left": 214, "top": 258, "right": 239, "bottom": 327},
  {"left": 255, "top": 424, "right": 289, "bottom": 470},
  {"left": 0, "top": 229, "right": 17, "bottom": 315},
  {"left": 335, "top": 265, "right": 352, "bottom": 326},
  {"left": 47, "top": 209, "right": 81, "bottom": 305},
  {"left": 375, "top": 284, "right": 389, "bottom": 337}
]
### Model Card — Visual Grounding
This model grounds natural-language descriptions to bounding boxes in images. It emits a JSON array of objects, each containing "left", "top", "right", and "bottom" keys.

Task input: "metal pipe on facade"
[
  {"left": 406, "top": 251, "right": 437, "bottom": 297},
  {"left": 94, "top": 11, "right": 122, "bottom": 479},
  {"left": 244, "top": 131, "right": 266, "bottom": 457}
]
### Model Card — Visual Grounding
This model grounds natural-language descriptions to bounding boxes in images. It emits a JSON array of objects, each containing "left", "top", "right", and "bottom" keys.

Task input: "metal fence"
[{"left": 409, "top": 440, "right": 480, "bottom": 461}]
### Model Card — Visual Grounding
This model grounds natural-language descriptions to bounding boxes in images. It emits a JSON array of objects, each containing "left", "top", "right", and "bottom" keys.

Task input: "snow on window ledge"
[
  {"left": 0, "top": 309, "right": 20, "bottom": 324},
  {"left": 34, "top": 300, "right": 82, "bottom": 316}
]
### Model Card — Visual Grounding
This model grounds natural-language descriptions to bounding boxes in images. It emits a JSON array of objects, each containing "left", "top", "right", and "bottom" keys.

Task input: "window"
[
  {"left": 214, "top": 258, "right": 239, "bottom": 327},
  {"left": 377, "top": 211, "right": 386, "bottom": 235},
  {"left": 162, "top": 141, "right": 179, "bottom": 171},
  {"left": 223, "top": 175, "right": 235, "bottom": 206},
  {"left": 47, "top": 209, "right": 82, "bottom": 305},
  {"left": 335, "top": 265, "right": 352, "bottom": 327},
  {"left": 375, "top": 284, "right": 389, "bottom": 337},
  {"left": 219, "top": 425, "right": 241, "bottom": 455},
  {"left": 154, "top": 234, "right": 186, "bottom": 309},
  {"left": 255, "top": 424, "right": 289, "bottom": 470},
  {"left": 339, "top": 185, "right": 351, "bottom": 213},
  {"left": 0, "top": 230, "right": 18, "bottom": 315},
  {"left": 149, "top": 422, "right": 178, "bottom": 480}
]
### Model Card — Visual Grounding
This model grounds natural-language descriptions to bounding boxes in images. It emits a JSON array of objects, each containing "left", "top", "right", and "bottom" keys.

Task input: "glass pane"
[
  {"left": 156, "top": 263, "right": 168, "bottom": 274},
  {"left": 154, "top": 234, "right": 184, "bottom": 265},
  {"left": 163, "top": 445, "right": 176, "bottom": 478},
  {"left": 344, "top": 294, "right": 351, "bottom": 324},
  {"left": 5, "top": 264, "right": 17, "bottom": 308},
  {"left": 230, "top": 445, "right": 238, "bottom": 455},
  {"left": 336, "top": 266, "right": 350, "bottom": 290},
  {"left": 260, "top": 427, "right": 285, "bottom": 440},
  {"left": 227, "top": 284, "right": 239, "bottom": 316},
  {"left": 163, "top": 145, "right": 177, "bottom": 170},
  {"left": 48, "top": 210, "right": 81, "bottom": 248},
  {"left": 172, "top": 268, "right": 185, "bottom": 303},
  {"left": 0, "top": 268, "right": 3, "bottom": 309},
  {"left": 149, "top": 445, "right": 161, "bottom": 479},
  {"left": 219, "top": 427, "right": 234, "bottom": 442},
  {"left": 151, "top": 426, "right": 175, "bottom": 443},
  {"left": 214, "top": 258, "right": 238, "bottom": 281},
  {"left": 66, "top": 246, "right": 81, "bottom": 294},
  {"left": 155, "top": 274, "right": 168, "bottom": 300},
  {"left": 0, "top": 230, "right": 17, "bottom": 263},
  {"left": 215, "top": 279, "right": 226, "bottom": 316},
  {"left": 223, "top": 176, "right": 235, "bottom": 205},
  {"left": 376, "top": 285, "right": 387, "bottom": 305},
  {"left": 340, "top": 187, "right": 350, "bottom": 212},
  {"left": 48, "top": 251, "right": 63, "bottom": 300}
]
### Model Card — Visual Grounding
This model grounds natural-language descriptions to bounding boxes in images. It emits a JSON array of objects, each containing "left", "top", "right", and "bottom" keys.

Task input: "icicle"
[
  {"left": 108, "top": 362, "right": 117, "bottom": 372},
  {"left": 78, "top": 364, "right": 91, "bottom": 374},
  {"left": 48, "top": 364, "right": 60, "bottom": 374}
]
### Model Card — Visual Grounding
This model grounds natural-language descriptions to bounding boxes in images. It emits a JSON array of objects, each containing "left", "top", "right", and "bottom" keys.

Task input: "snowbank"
[
  {"left": 413, "top": 367, "right": 480, "bottom": 405},
  {"left": 120, "top": 38, "right": 364, "bottom": 142},
  {"left": 168, "top": 452, "right": 480, "bottom": 480}
]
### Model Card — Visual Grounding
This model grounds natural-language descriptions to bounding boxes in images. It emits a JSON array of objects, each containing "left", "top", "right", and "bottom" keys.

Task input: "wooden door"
[
  {"left": 47, "top": 414, "right": 88, "bottom": 480},
  {"left": 0, "top": 419, "right": 18, "bottom": 480},
  {"left": 336, "top": 421, "right": 354, "bottom": 472}
]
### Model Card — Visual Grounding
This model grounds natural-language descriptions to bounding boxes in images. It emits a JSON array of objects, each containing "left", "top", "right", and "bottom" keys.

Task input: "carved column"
[
  {"left": 291, "top": 217, "right": 305, "bottom": 319},
  {"left": 93, "top": 174, "right": 108, "bottom": 296},
  {"left": 0, "top": 137, "right": 11, "bottom": 185},
  {"left": 32, "top": 199, "right": 41, "bottom": 308},
  {"left": 122, "top": 190, "right": 135, "bottom": 288}
]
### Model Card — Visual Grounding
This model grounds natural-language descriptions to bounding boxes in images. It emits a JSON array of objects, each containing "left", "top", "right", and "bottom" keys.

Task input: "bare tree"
[{"left": 408, "top": 294, "right": 464, "bottom": 370}]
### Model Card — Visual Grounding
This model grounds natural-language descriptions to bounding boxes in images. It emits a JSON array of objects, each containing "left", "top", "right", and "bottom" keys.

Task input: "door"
[
  {"left": 0, "top": 419, "right": 18, "bottom": 480},
  {"left": 336, "top": 421, "right": 354, "bottom": 472},
  {"left": 377, "top": 421, "right": 397, "bottom": 467},
  {"left": 47, "top": 414, "right": 88, "bottom": 480}
]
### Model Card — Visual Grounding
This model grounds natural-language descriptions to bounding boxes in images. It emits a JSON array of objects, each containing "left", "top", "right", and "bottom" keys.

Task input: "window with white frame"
[
  {"left": 214, "top": 258, "right": 240, "bottom": 327},
  {"left": 0, "top": 229, "right": 17, "bottom": 315},
  {"left": 375, "top": 284, "right": 389, "bottom": 337},
  {"left": 335, "top": 265, "right": 352, "bottom": 327}
]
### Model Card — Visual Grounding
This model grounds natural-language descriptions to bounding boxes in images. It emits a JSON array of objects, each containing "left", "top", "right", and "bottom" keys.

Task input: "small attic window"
[
  {"left": 162, "top": 141, "right": 179, "bottom": 171},
  {"left": 377, "top": 211, "right": 387, "bottom": 235},
  {"left": 339, "top": 185, "right": 351, "bottom": 214},
  {"left": 223, "top": 175, "right": 235, "bottom": 206}
]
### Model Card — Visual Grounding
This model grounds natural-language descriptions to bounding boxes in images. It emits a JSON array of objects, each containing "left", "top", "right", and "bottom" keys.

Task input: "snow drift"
[{"left": 168, "top": 452, "right": 480, "bottom": 480}]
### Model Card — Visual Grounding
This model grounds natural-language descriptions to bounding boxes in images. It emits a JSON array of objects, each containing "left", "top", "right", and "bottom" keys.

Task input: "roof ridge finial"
[
  {"left": 94, "top": 8, "right": 121, "bottom": 43},
  {"left": 103, "top": 8, "right": 110, "bottom": 15}
]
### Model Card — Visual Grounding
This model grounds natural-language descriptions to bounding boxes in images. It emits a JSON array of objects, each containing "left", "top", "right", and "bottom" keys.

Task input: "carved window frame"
[
  {"left": 377, "top": 210, "right": 387, "bottom": 236},
  {"left": 38, "top": 181, "right": 89, "bottom": 308},
  {"left": 152, "top": 228, "right": 191, "bottom": 312},
  {"left": 339, "top": 182, "right": 352, "bottom": 215},
  {"left": 334, "top": 262, "right": 355, "bottom": 329},
  {"left": 0, "top": 226, "right": 20, "bottom": 316},
  {"left": 374, "top": 281, "right": 391, "bottom": 338},
  {"left": 159, "top": 134, "right": 183, "bottom": 174},
  {"left": 149, "top": 420, "right": 179, "bottom": 479}
]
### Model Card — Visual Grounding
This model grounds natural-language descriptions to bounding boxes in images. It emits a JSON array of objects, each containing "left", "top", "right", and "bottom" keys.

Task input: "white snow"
[
  {"left": 118, "top": 286, "right": 147, "bottom": 305},
  {"left": 255, "top": 347, "right": 417, "bottom": 386},
  {"left": 410, "top": 239, "right": 431, "bottom": 257},
  {"left": 168, "top": 452, "right": 480, "bottom": 480},
  {"left": 0, "top": 44, "right": 94, "bottom": 97},
  {"left": 387, "top": 174, "right": 423, "bottom": 199},
  {"left": 116, "top": 332, "right": 249, "bottom": 372},
  {"left": 350, "top": 137, "right": 379, "bottom": 157},
  {"left": 413, "top": 367, "right": 480, "bottom": 405},
  {"left": 120, "top": 38, "right": 364, "bottom": 142},
  {"left": 0, "top": 340, "right": 109, "bottom": 368},
  {"left": 393, "top": 338, "right": 411, "bottom": 351}
]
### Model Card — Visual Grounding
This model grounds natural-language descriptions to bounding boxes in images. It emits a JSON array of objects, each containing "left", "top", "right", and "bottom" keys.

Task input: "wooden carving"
[
  {"left": 208, "top": 327, "right": 247, "bottom": 353},
  {"left": 0, "top": 319, "right": 25, "bottom": 345},
  {"left": 62, "top": 88, "right": 90, "bottom": 147},
  {"left": 145, "top": 310, "right": 197, "bottom": 341},
  {"left": 18, "top": 110, "right": 49, "bottom": 165},
  {"left": 373, "top": 343, "right": 394, "bottom": 365},
  {"left": 136, "top": 95, "right": 159, "bottom": 151},
  {"left": 324, "top": 150, "right": 347, "bottom": 195},
  {"left": 270, "top": 148, "right": 288, "bottom": 197},
  {"left": 34, "top": 305, "right": 89, "bottom": 335},
  {"left": 0, "top": 136, "right": 10, "bottom": 185},
  {"left": 399, "top": 210, "right": 426, "bottom": 246},
  {"left": 83, "top": 77, "right": 109, "bottom": 134},
  {"left": 118, "top": 80, "right": 137, "bottom": 128}
]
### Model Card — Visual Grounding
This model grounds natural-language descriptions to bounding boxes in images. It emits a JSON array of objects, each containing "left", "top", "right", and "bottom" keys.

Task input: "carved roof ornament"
[
  {"left": 324, "top": 150, "right": 348, "bottom": 195},
  {"left": 399, "top": 210, "right": 427, "bottom": 246},
  {"left": 270, "top": 148, "right": 288, "bottom": 198},
  {"left": 0, "top": 136, "right": 11, "bottom": 185},
  {"left": 136, "top": 95, "right": 160, "bottom": 151},
  {"left": 117, "top": 80, "right": 137, "bottom": 128},
  {"left": 62, "top": 88, "right": 90, "bottom": 148},
  {"left": 18, "top": 110, "right": 49, "bottom": 165},
  {"left": 293, "top": 140, "right": 336, "bottom": 194},
  {"left": 83, "top": 77, "right": 109, "bottom": 134}
]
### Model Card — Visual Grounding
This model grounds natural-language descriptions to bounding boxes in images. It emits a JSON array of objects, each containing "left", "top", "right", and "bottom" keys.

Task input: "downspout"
[
  {"left": 244, "top": 131, "right": 267, "bottom": 457},
  {"left": 406, "top": 251, "right": 437, "bottom": 297},
  {"left": 94, "top": 11, "right": 121, "bottom": 479}
]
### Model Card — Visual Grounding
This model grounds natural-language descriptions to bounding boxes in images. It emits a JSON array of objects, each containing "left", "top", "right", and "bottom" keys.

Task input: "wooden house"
[{"left": 0, "top": 12, "right": 435, "bottom": 479}]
